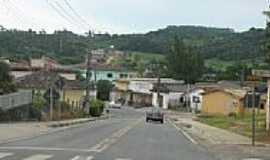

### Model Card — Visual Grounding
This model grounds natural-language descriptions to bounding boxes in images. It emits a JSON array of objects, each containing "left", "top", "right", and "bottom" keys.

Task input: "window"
[
  {"left": 107, "top": 73, "right": 113, "bottom": 78},
  {"left": 120, "top": 74, "right": 128, "bottom": 78}
]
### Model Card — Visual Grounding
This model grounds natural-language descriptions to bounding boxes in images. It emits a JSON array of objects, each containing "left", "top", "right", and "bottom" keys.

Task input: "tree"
[
  {"left": 265, "top": 22, "right": 270, "bottom": 66},
  {"left": 0, "top": 62, "right": 16, "bottom": 94},
  {"left": 167, "top": 36, "right": 204, "bottom": 84},
  {"left": 96, "top": 80, "right": 113, "bottom": 101}
]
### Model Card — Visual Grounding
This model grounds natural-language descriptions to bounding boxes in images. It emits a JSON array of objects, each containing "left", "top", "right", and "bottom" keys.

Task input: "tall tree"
[
  {"left": 167, "top": 36, "right": 204, "bottom": 84},
  {"left": 96, "top": 80, "right": 113, "bottom": 101}
]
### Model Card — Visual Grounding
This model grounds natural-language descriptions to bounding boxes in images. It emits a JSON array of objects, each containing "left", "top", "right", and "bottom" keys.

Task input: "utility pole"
[
  {"left": 263, "top": 0, "right": 270, "bottom": 131},
  {"left": 50, "top": 87, "right": 53, "bottom": 121},
  {"left": 84, "top": 53, "right": 92, "bottom": 114},
  {"left": 252, "top": 85, "right": 256, "bottom": 146},
  {"left": 156, "top": 69, "right": 161, "bottom": 108}
]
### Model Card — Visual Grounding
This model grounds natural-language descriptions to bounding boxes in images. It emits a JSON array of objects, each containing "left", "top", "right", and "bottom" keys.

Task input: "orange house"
[{"left": 202, "top": 88, "right": 247, "bottom": 116}]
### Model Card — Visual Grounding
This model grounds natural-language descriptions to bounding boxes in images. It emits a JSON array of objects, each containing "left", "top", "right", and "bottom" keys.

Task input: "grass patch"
[{"left": 198, "top": 112, "right": 269, "bottom": 142}]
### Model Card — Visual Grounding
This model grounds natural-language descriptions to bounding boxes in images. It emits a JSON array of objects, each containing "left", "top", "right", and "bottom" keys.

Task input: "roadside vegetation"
[{"left": 198, "top": 112, "right": 269, "bottom": 143}]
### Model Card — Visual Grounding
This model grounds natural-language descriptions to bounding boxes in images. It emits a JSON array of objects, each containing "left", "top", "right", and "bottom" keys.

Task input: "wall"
[
  {"left": 202, "top": 91, "right": 239, "bottom": 116},
  {"left": 59, "top": 73, "right": 76, "bottom": 80},
  {"left": 0, "top": 91, "right": 32, "bottom": 111},
  {"left": 64, "top": 90, "right": 84, "bottom": 108},
  {"left": 11, "top": 71, "right": 33, "bottom": 79},
  {"left": 128, "top": 81, "right": 153, "bottom": 94},
  {"left": 82, "top": 70, "right": 136, "bottom": 82},
  {"left": 189, "top": 89, "right": 204, "bottom": 111}
]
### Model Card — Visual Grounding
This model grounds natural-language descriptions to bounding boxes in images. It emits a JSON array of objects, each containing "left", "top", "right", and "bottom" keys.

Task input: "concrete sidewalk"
[
  {"left": 0, "top": 116, "right": 109, "bottom": 145},
  {"left": 0, "top": 122, "right": 50, "bottom": 144},
  {"left": 167, "top": 111, "right": 270, "bottom": 160}
]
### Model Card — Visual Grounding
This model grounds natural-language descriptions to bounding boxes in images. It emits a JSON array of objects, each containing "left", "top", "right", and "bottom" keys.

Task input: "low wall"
[{"left": 0, "top": 91, "right": 32, "bottom": 111}]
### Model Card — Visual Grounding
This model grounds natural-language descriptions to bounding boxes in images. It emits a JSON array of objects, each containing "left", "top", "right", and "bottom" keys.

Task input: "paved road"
[{"left": 0, "top": 107, "right": 216, "bottom": 160}]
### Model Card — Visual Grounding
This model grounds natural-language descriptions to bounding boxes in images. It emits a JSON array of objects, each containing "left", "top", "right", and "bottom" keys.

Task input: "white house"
[
  {"left": 188, "top": 88, "right": 204, "bottom": 112},
  {"left": 152, "top": 83, "right": 187, "bottom": 109}
]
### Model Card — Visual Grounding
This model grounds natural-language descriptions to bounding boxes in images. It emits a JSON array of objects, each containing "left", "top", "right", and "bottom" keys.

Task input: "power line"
[
  {"left": 46, "top": 0, "right": 81, "bottom": 30},
  {"left": 53, "top": 1, "right": 84, "bottom": 27},
  {"left": 63, "top": 0, "right": 91, "bottom": 30}
]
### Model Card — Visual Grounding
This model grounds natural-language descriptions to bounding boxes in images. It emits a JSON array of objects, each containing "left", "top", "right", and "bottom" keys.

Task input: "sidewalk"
[
  {"left": 0, "top": 116, "right": 109, "bottom": 145},
  {"left": 0, "top": 122, "right": 50, "bottom": 144},
  {"left": 167, "top": 111, "right": 270, "bottom": 160}
]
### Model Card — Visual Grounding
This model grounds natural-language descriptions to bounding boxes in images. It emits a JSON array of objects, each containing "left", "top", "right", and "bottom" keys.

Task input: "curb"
[
  {"left": 0, "top": 115, "right": 110, "bottom": 145},
  {"left": 47, "top": 115, "right": 110, "bottom": 128},
  {"left": 167, "top": 118, "right": 198, "bottom": 145}
]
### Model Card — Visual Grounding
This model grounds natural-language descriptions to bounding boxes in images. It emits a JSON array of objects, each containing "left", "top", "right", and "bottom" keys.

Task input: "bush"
[{"left": 89, "top": 99, "right": 105, "bottom": 117}]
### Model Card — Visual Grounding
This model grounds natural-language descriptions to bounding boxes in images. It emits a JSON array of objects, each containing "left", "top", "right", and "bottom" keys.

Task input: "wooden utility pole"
[
  {"left": 156, "top": 70, "right": 161, "bottom": 108},
  {"left": 252, "top": 70, "right": 270, "bottom": 131},
  {"left": 84, "top": 53, "right": 92, "bottom": 113},
  {"left": 252, "top": 85, "right": 256, "bottom": 146},
  {"left": 49, "top": 87, "right": 53, "bottom": 121}
]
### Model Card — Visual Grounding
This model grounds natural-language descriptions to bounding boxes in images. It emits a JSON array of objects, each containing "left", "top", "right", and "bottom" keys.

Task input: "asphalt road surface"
[{"left": 0, "top": 107, "right": 216, "bottom": 160}]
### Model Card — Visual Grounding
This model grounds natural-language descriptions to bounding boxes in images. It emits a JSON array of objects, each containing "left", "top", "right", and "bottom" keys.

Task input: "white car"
[{"left": 109, "top": 101, "right": 122, "bottom": 109}]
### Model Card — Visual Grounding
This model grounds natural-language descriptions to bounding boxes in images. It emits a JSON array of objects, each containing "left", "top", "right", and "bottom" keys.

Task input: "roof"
[
  {"left": 202, "top": 88, "right": 247, "bottom": 99},
  {"left": 63, "top": 80, "right": 87, "bottom": 90},
  {"left": 16, "top": 71, "right": 94, "bottom": 90},
  {"left": 16, "top": 71, "right": 64, "bottom": 89},
  {"left": 151, "top": 83, "right": 188, "bottom": 93}
]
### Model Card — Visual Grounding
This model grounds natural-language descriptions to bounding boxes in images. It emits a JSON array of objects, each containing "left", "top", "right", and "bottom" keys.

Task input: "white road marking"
[
  {"left": 70, "top": 155, "right": 80, "bottom": 160},
  {"left": 23, "top": 154, "right": 53, "bottom": 160},
  {"left": 86, "top": 156, "right": 94, "bottom": 160},
  {"left": 70, "top": 155, "right": 94, "bottom": 160},
  {"left": 0, "top": 146, "right": 93, "bottom": 152},
  {"left": 167, "top": 118, "right": 198, "bottom": 144},
  {"left": 242, "top": 158, "right": 263, "bottom": 160},
  {"left": 90, "top": 119, "right": 143, "bottom": 152},
  {"left": 0, "top": 152, "right": 13, "bottom": 159},
  {"left": 115, "top": 159, "right": 133, "bottom": 160}
]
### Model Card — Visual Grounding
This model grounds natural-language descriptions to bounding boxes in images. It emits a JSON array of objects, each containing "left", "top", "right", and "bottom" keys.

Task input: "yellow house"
[
  {"left": 63, "top": 80, "right": 96, "bottom": 108},
  {"left": 112, "top": 79, "right": 130, "bottom": 102},
  {"left": 202, "top": 88, "right": 247, "bottom": 116}
]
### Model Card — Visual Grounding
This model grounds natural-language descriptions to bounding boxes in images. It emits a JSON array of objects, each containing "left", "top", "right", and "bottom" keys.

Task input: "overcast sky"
[{"left": 0, "top": 0, "right": 268, "bottom": 34}]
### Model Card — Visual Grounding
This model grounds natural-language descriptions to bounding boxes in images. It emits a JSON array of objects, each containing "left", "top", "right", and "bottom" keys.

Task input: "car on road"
[
  {"left": 146, "top": 108, "right": 164, "bottom": 123},
  {"left": 109, "top": 101, "right": 122, "bottom": 109}
]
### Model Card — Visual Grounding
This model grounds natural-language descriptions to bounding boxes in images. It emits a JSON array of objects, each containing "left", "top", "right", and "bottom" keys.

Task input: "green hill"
[{"left": 0, "top": 25, "right": 266, "bottom": 63}]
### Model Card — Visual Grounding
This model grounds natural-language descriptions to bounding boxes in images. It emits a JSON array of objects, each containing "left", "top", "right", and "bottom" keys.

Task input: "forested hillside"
[{"left": 0, "top": 25, "right": 265, "bottom": 63}]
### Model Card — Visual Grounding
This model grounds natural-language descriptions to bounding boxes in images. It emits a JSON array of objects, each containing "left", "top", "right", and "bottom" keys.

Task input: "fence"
[{"left": 0, "top": 90, "right": 32, "bottom": 111}]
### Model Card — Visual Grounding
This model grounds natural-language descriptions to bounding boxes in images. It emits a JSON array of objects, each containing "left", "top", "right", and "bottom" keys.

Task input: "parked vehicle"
[
  {"left": 146, "top": 108, "right": 164, "bottom": 123},
  {"left": 109, "top": 101, "right": 122, "bottom": 109}
]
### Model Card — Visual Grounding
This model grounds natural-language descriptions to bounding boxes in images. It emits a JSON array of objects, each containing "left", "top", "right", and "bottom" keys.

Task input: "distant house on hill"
[{"left": 30, "top": 56, "right": 59, "bottom": 71}]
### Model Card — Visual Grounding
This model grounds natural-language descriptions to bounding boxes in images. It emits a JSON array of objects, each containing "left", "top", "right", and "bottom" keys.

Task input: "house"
[
  {"left": 81, "top": 64, "right": 137, "bottom": 82},
  {"left": 15, "top": 71, "right": 95, "bottom": 109},
  {"left": 113, "top": 78, "right": 184, "bottom": 108},
  {"left": 30, "top": 56, "right": 59, "bottom": 70},
  {"left": 201, "top": 88, "right": 247, "bottom": 116},
  {"left": 151, "top": 83, "right": 187, "bottom": 109},
  {"left": 188, "top": 88, "right": 204, "bottom": 112},
  {"left": 110, "top": 79, "right": 130, "bottom": 103},
  {"left": 63, "top": 80, "right": 96, "bottom": 108}
]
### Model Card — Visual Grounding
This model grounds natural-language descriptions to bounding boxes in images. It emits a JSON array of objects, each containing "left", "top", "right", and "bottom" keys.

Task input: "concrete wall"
[
  {"left": 59, "top": 73, "right": 76, "bottom": 80},
  {"left": 0, "top": 91, "right": 32, "bottom": 111},
  {"left": 11, "top": 71, "right": 33, "bottom": 79}
]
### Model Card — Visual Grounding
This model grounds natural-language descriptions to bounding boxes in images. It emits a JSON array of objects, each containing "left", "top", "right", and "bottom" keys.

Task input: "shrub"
[{"left": 89, "top": 99, "right": 105, "bottom": 117}]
